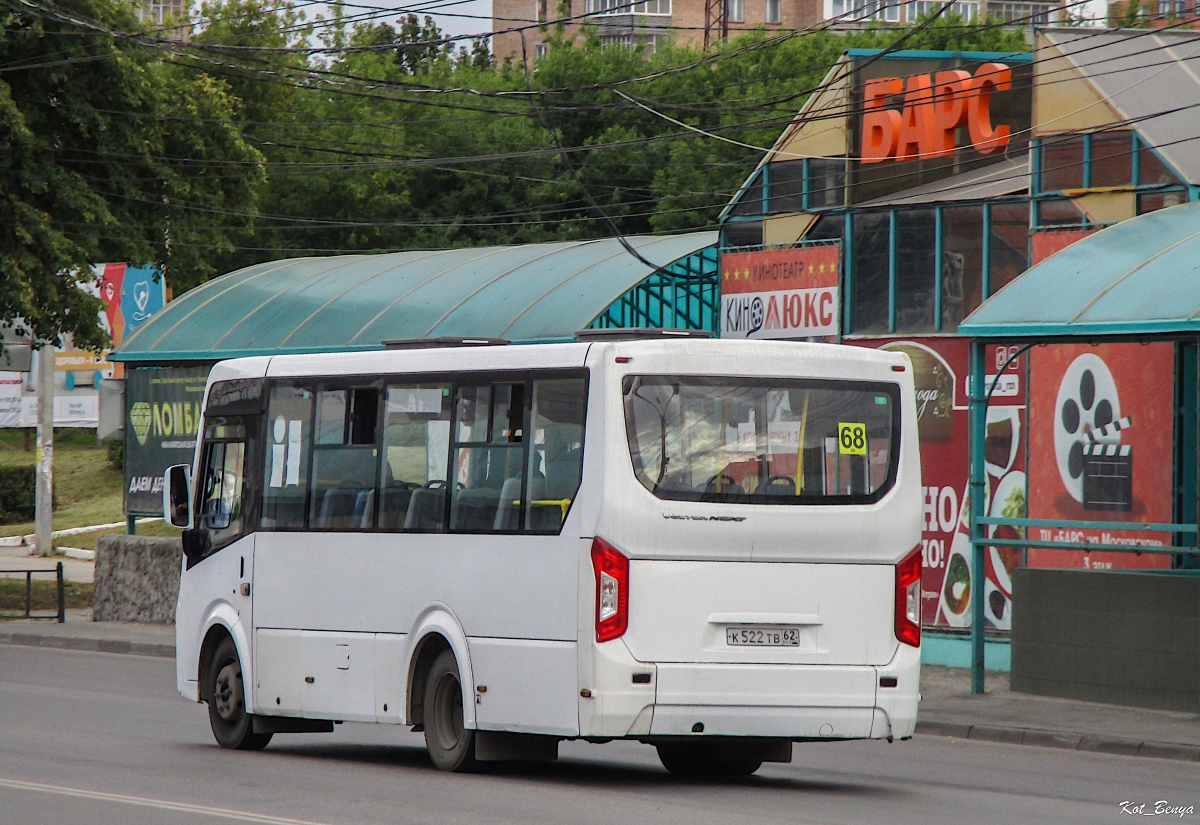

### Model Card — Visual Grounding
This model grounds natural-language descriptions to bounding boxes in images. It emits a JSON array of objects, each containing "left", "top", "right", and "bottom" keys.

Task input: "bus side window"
[
  {"left": 309, "top": 387, "right": 380, "bottom": 531},
  {"left": 526, "top": 378, "right": 586, "bottom": 533},
  {"left": 262, "top": 385, "right": 313, "bottom": 530},
  {"left": 198, "top": 440, "right": 247, "bottom": 549},
  {"left": 380, "top": 384, "right": 451, "bottom": 532},
  {"left": 450, "top": 382, "right": 526, "bottom": 533}
]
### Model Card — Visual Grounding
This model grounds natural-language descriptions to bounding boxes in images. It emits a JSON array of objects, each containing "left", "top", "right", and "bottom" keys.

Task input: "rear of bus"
[{"left": 578, "top": 340, "right": 921, "bottom": 768}]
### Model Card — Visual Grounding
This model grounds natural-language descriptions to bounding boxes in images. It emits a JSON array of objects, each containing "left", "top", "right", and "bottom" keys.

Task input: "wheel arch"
[
  {"left": 405, "top": 606, "right": 476, "bottom": 730},
  {"left": 196, "top": 606, "right": 249, "bottom": 705}
]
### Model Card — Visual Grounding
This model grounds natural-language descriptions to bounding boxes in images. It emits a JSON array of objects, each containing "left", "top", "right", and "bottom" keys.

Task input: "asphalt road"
[{"left": 1, "top": 644, "right": 1196, "bottom": 825}]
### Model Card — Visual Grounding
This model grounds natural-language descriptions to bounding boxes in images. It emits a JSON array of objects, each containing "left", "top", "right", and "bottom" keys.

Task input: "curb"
[
  {"left": 0, "top": 631, "right": 174, "bottom": 659},
  {"left": 915, "top": 719, "right": 1200, "bottom": 763}
]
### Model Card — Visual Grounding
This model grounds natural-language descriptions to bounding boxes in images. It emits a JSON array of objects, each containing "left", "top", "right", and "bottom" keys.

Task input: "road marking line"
[{"left": 0, "top": 778, "right": 333, "bottom": 825}]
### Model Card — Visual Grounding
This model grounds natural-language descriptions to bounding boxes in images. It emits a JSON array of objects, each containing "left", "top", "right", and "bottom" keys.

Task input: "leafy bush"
[
  {"left": 106, "top": 440, "right": 123, "bottom": 470},
  {"left": 0, "top": 466, "right": 35, "bottom": 524}
]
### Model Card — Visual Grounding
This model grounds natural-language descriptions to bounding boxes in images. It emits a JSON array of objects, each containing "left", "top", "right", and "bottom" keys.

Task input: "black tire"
[
  {"left": 206, "top": 636, "right": 272, "bottom": 751},
  {"left": 656, "top": 743, "right": 762, "bottom": 778},
  {"left": 423, "top": 649, "right": 477, "bottom": 772}
]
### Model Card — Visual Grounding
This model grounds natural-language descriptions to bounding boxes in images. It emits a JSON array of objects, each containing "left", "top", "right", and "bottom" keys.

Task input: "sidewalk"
[
  {"left": 917, "top": 665, "right": 1200, "bottom": 762},
  {"left": 1, "top": 616, "right": 1197, "bottom": 762},
  {"left": 0, "top": 543, "right": 95, "bottom": 583}
]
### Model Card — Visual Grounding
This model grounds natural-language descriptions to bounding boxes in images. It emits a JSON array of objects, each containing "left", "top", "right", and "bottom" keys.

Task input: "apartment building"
[
  {"left": 492, "top": 0, "right": 1062, "bottom": 64},
  {"left": 1106, "top": 0, "right": 1200, "bottom": 26},
  {"left": 135, "top": 0, "right": 189, "bottom": 41}
]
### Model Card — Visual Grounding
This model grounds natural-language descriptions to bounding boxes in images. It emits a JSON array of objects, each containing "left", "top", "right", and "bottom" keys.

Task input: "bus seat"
[
  {"left": 353, "top": 488, "right": 375, "bottom": 529},
  {"left": 493, "top": 477, "right": 521, "bottom": 531},
  {"left": 404, "top": 487, "right": 446, "bottom": 531}
]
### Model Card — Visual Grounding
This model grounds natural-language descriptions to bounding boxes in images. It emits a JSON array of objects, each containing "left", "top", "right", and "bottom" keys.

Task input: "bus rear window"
[{"left": 623, "top": 376, "right": 899, "bottom": 504}]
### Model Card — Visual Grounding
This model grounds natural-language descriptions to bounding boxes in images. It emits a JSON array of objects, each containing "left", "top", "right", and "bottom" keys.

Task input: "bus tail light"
[
  {"left": 591, "top": 537, "right": 629, "bottom": 642},
  {"left": 895, "top": 547, "right": 922, "bottom": 648}
]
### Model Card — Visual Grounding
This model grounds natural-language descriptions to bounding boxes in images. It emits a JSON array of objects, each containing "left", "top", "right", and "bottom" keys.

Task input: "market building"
[{"left": 716, "top": 29, "right": 1200, "bottom": 666}]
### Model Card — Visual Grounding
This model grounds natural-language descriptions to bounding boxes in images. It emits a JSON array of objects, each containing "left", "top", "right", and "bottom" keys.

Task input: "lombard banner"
[
  {"left": 1026, "top": 342, "right": 1174, "bottom": 570},
  {"left": 720, "top": 245, "right": 840, "bottom": 340},
  {"left": 125, "top": 366, "right": 209, "bottom": 515},
  {"left": 856, "top": 337, "right": 1027, "bottom": 630}
]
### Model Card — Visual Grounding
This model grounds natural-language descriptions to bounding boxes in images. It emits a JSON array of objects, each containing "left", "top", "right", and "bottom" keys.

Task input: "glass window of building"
[
  {"left": 850, "top": 212, "right": 890, "bottom": 334},
  {"left": 988, "top": 202, "right": 1031, "bottom": 295},
  {"left": 768, "top": 160, "right": 805, "bottom": 213},
  {"left": 940, "top": 206, "right": 984, "bottom": 330},
  {"left": 1037, "top": 197, "right": 1086, "bottom": 227},
  {"left": 730, "top": 169, "right": 764, "bottom": 217},
  {"left": 1040, "top": 134, "right": 1086, "bottom": 192},
  {"left": 1090, "top": 132, "right": 1133, "bottom": 188},
  {"left": 808, "top": 158, "right": 845, "bottom": 209},
  {"left": 723, "top": 221, "right": 763, "bottom": 248},
  {"left": 805, "top": 215, "right": 843, "bottom": 242},
  {"left": 1139, "top": 146, "right": 1182, "bottom": 187},
  {"left": 893, "top": 210, "right": 937, "bottom": 333},
  {"left": 1137, "top": 190, "right": 1186, "bottom": 214},
  {"left": 727, "top": 0, "right": 745, "bottom": 21},
  {"left": 765, "top": 0, "right": 781, "bottom": 21}
]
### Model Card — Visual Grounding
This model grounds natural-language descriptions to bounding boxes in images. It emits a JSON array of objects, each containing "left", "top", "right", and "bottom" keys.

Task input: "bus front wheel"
[
  {"left": 655, "top": 742, "right": 762, "bottom": 778},
  {"left": 423, "top": 649, "right": 477, "bottom": 772},
  {"left": 206, "top": 636, "right": 272, "bottom": 751}
]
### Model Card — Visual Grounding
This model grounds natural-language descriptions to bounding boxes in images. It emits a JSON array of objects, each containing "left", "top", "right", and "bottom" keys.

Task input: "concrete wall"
[
  {"left": 93, "top": 535, "right": 182, "bottom": 624},
  {"left": 1011, "top": 568, "right": 1199, "bottom": 712}
]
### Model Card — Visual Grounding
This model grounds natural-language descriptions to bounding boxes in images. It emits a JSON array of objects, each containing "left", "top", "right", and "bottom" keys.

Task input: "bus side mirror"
[
  {"left": 164, "top": 464, "right": 192, "bottom": 528},
  {"left": 181, "top": 528, "right": 211, "bottom": 564}
]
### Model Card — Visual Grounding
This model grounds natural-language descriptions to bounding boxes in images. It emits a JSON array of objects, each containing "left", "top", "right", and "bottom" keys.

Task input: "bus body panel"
[
  {"left": 622, "top": 560, "right": 897, "bottom": 667},
  {"left": 175, "top": 533, "right": 256, "bottom": 703}
]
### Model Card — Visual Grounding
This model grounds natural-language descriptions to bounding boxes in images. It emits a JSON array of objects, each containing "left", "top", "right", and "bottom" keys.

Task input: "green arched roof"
[
  {"left": 959, "top": 201, "right": 1200, "bottom": 339},
  {"left": 112, "top": 233, "right": 716, "bottom": 363}
]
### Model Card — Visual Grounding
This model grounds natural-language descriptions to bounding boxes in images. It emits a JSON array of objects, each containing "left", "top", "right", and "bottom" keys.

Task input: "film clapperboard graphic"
[{"left": 1082, "top": 416, "right": 1133, "bottom": 511}]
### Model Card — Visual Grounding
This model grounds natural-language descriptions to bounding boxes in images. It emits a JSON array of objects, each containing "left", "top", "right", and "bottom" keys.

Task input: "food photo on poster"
[
  {"left": 1026, "top": 342, "right": 1175, "bottom": 570},
  {"left": 857, "top": 338, "right": 1027, "bottom": 631}
]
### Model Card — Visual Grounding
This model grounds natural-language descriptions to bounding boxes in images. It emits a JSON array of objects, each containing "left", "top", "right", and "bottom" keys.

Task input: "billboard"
[
  {"left": 0, "top": 264, "right": 166, "bottom": 428},
  {"left": 848, "top": 54, "right": 1033, "bottom": 204},
  {"left": 1026, "top": 342, "right": 1174, "bottom": 570},
  {"left": 124, "top": 366, "right": 209, "bottom": 515},
  {"left": 720, "top": 245, "right": 840, "bottom": 340},
  {"left": 854, "top": 337, "right": 1027, "bottom": 630}
]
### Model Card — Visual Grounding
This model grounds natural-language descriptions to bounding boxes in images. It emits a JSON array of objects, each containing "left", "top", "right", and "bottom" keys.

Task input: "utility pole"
[{"left": 34, "top": 344, "right": 54, "bottom": 556}]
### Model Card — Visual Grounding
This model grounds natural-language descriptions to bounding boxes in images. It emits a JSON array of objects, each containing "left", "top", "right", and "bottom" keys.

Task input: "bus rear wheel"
[
  {"left": 655, "top": 742, "right": 762, "bottom": 778},
  {"left": 207, "top": 636, "right": 272, "bottom": 751},
  {"left": 423, "top": 649, "right": 477, "bottom": 772}
]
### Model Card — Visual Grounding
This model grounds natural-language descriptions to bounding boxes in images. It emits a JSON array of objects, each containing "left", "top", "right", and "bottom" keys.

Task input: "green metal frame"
[
  {"left": 1031, "top": 131, "right": 1194, "bottom": 230},
  {"left": 587, "top": 244, "right": 720, "bottom": 333}
]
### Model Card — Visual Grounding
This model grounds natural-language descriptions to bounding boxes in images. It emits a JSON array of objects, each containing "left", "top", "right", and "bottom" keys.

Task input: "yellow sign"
[{"left": 838, "top": 422, "right": 867, "bottom": 455}]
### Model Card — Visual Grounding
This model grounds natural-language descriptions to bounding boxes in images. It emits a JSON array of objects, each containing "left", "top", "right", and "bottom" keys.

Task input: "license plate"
[{"left": 725, "top": 626, "right": 800, "bottom": 647}]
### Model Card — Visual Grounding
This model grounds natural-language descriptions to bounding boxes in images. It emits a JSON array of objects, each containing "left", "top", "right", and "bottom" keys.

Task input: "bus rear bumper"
[{"left": 645, "top": 645, "right": 920, "bottom": 741}]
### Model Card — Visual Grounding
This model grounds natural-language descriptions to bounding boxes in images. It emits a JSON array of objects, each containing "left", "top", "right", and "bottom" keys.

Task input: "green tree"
[{"left": 0, "top": 0, "right": 265, "bottom": 349}]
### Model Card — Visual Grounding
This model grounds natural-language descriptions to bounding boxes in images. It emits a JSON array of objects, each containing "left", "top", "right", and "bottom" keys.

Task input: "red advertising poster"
[
  {"left": 852, "top": 337, "right": 1027, "bottom": 629},
  {"left": 1026, "top": 343, "right": 1174, "bottom": 570},
  {"left": 720, "top": 245, "right": 840, "bottom": 340}
]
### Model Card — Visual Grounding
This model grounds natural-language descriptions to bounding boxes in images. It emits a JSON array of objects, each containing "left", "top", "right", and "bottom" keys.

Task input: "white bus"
[{"left": 165, "top": 335, "right": 922, "bottom": 776}]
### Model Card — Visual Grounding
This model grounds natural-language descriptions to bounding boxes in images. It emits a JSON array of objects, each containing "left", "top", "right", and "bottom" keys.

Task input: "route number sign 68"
[{"left": 838, "top": 422, "right": 867, "bottom": 455}]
